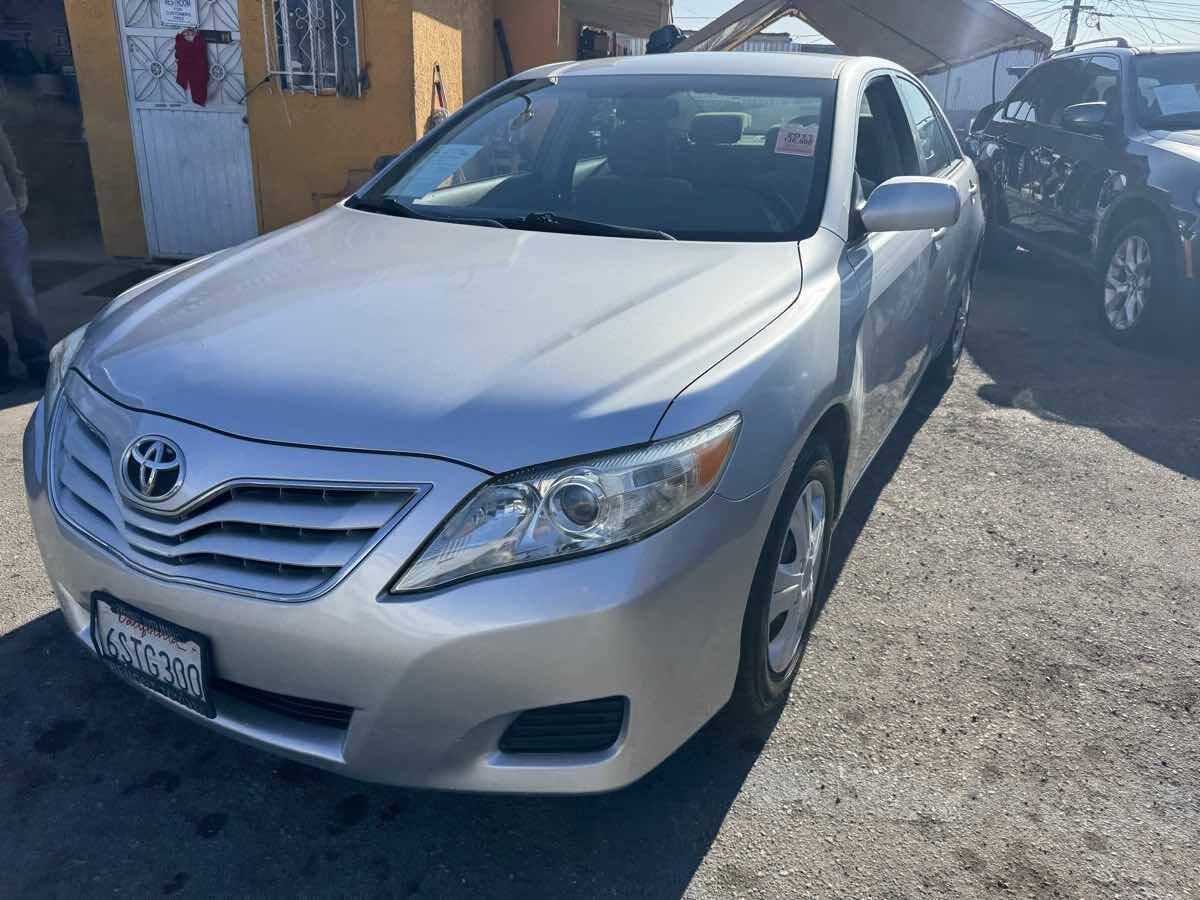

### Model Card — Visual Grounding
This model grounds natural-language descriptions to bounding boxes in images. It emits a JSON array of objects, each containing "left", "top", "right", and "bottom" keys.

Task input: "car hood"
[
  {"left": 1150, "top": 128, "right": 1200, "bottom": 159},
  {"left": 77, "top": 205, "right": 803, "bottom": 473}
]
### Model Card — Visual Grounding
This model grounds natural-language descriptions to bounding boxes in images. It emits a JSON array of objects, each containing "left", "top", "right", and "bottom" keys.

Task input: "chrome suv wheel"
[
  {"left": 1099, "top": 218, "right": 1172, "bottom": 345},
  {"left": 1104, "top": 234, "right": 1151, "bottom": 333}
]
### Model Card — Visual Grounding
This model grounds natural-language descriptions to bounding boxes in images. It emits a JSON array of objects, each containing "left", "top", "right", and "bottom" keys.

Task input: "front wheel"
[
  {"left": 1100, "top": 218, "right": 1173, "bottom": 345},
  {"left": 731, "top": 440, "right": 836, "bottom": 717}
]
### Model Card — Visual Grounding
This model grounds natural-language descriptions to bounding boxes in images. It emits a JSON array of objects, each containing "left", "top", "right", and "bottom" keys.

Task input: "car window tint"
[
  {"left": 894, "top": 77, "right": 955, "bottom": 174},
  {"left": 1134, "top": 53, "right": 1200, "bottom": 126},
  {"left": 1061, "top": 55, "right": 1122, "bottom": 121},
  {"left": 855, "top": 76, "right": 921, "bottom": 198},
  {"left": 363, "top": 74, "right": 838, "bottom": 242},
  {"left": 1002, "top": 60, "right": 1085, "bottom": 125}
]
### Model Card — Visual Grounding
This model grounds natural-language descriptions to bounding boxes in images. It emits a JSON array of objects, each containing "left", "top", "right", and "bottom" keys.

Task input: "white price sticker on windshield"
[
  {"left": 775, "top": 123, "right": 819, "bottom": 157},
  {"left": 388, "top": 144, "right": 482, "bottom": 198},
  {"left": 1152, "top": 84, "right": 1200, "bottom": 116}
]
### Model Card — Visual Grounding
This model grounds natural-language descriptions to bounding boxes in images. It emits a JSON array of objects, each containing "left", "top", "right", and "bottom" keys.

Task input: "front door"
[
  {"left": 846, "top": 76, "right": 937, "bottom": 476},
  {"left": 116, "top": 0, "right": 258, "bottom": 258}
]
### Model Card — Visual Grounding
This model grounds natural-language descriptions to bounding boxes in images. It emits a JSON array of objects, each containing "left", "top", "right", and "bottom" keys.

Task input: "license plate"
[{"left": 90, "top": 593, "right": 215, "bottom": 718}]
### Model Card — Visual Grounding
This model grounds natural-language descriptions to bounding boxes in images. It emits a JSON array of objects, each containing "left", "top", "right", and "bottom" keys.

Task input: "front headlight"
[
  {"left": 43, "top": 324, "right": 87, "bottom": 410},
  {"left": 390, "top": 413, "right": 741, "bottom": 593}
]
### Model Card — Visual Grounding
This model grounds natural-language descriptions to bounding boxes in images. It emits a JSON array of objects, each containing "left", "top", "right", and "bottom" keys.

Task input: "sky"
[{"left": 671, "top": 0, "right": 1200, "bottom": 49}]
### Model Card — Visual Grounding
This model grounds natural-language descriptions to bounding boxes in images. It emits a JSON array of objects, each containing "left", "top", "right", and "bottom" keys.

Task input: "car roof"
[
  {"left": 519, "top": 51, "right": 883, "bottom": 81},
  {"left": 1050, "top": 41, "right": 1200, "bottom": 60}
]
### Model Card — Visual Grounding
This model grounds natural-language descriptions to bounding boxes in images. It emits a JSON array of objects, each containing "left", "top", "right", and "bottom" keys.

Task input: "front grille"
[
  {"left": 213, "top": 678, "right": 354, "bottom": 729},
  {"left": 51, "top": 401, "right": 416, "bottom": 599},
  {"left": 498, "top": 697, "right": 626, "bottom": 754}
]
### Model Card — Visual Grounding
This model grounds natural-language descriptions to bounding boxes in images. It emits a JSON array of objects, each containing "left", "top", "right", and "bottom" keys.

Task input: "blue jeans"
[{"left": 0, "top": 210, "right": 47, "bottom": 373}]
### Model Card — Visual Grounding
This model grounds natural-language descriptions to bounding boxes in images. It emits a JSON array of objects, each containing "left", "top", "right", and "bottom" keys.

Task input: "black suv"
[{"left": 966, "top": 39, "right": 1200, "bottom": 343}]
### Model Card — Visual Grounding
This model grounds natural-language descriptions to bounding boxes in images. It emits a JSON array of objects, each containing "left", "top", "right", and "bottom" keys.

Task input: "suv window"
[
  {"left": 1062, "top": 55, "right": 1122, "bottom": 121},
  {"left": 894, "top": 77, "right": 957, "bottom": 173},
  {"left": 1134, "top": 52, "right": 1200, "bottom": 128},
  {"left": 1002, "top": 59, "right": 1085, "bottom": 125}
]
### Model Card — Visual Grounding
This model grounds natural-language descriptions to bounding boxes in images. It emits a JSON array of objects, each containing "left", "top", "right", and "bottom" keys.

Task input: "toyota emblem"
[{"left": 122, "top": 436, "right": 184, "bottom": 502}]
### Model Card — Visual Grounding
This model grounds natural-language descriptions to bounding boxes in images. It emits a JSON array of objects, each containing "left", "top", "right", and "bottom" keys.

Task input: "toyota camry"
[{"left": 24, "top": 52, "right": 983, "bottom": 793}]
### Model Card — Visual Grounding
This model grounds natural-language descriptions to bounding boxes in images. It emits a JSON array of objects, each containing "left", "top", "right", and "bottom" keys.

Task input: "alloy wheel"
[
  {"left": 1104, "top": 235, "right": 1152, "bottom": 332},
  {"left": 766, "top": 479, "right": 826, "bottom": 675}
]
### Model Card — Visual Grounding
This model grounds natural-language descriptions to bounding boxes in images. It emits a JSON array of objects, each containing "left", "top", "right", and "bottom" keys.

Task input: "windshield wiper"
[
  {"left": 349, "top": 196, "right": 509, "bottom": 229},
  {"left": 510, "top": 211, "right": 676, "bottom": 241}
]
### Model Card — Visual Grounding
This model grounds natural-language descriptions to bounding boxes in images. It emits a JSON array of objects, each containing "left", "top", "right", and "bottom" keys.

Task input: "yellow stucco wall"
[
  {"left": 65, "top": 0, "right": 583, "bottom": 257},
  {"left": 240, "top": 0, "right": 424, "bottom": 230},
  {"left": 494, "top": 0, "right": 574, "bottom": 80},
  {"left": 412, "top": 0, "right": 495, "bottom": 141},
  {"left": 62, "top": 0, "right": 147, "bottom": 257}
]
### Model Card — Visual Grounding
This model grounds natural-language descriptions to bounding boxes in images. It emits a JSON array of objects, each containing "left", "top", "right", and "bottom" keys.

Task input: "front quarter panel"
[{"left": 655, "top": 229, "right": 845, "bottom": 501}]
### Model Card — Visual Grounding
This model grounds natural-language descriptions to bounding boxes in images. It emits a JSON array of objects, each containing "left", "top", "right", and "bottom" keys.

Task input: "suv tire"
[{"left": 1100, "top": 217, "right": 1174, "bottom": 345}]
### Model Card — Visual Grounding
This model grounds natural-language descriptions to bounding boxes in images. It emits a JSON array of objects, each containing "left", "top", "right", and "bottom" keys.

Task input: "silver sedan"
[{"left": 24, "top": 51, "right": 983, "bottom": 793}]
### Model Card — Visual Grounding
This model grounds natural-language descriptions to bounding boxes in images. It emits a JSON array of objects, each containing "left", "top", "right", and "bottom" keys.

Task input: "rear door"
[
  {"left": 979, "top": 65, "right": 1051, "bottom": 238},
  {"left": 893, "top": 75, "right": 979, "bottom": 353}
]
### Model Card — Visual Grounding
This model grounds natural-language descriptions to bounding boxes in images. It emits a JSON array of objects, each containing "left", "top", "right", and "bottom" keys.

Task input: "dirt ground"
[{"left": 1, "top": 253, "right": 1197, "bottom": 898}]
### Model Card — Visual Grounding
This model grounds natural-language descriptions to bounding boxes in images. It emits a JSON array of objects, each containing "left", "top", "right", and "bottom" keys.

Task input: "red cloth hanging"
[{"left": 174, "top": 29, "right": 209, "bottom": 106}]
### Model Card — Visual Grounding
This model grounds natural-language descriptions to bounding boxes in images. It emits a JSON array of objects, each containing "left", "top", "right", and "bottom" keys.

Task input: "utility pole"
[{"left": 1064, "top": 0, "right": 1087, "bottom": 48}]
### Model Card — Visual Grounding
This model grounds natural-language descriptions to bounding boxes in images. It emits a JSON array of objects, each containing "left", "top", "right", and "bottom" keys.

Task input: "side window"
[
  {"left": 1061, "top": 55, "right": 1122, "bottom": 121},
  {"left": 894, "top": 78, "right": 955, "bottom": 174},
  {"left": 1000, "top": 68, "right": 1046, "bottom": 123},
  {"left": 1001, "top": 60, "right": 1087, "bottom": 125},
  {"left": 855, "top": 76, "right": 922, "bottom": 199}
]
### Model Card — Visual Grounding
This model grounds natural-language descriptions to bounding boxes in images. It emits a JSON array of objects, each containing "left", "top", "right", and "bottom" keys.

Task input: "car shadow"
[
  {"left": 967, "top": 251, "right": 1200, "bottom": 479},
  {"left": 0, "top": 610, "right": 784, "bottom": 897}
]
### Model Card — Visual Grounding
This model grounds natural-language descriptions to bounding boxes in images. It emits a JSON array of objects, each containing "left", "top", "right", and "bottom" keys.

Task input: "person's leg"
[{"left": 0, "top": 210, "right": 48, "bottom": 379}]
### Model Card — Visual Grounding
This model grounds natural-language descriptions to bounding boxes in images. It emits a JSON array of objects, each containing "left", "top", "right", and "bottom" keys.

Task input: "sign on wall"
[{"left": 158, "top": 0, "right": 199, "bottom": 28}]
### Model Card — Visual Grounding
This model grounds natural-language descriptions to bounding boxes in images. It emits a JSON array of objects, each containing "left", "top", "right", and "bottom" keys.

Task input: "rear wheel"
[
  {"left": 732, "top": 440, "right": 836, "bottom": 717},
  {"left": 1100, "top": 218, "right": 1172, "bottom": 345},
  {"left": 980, "top": 177, "right": 1017, "bottom": 263},
  {"left": 928, "top": 279, "right": 972, "bottom": 386}
]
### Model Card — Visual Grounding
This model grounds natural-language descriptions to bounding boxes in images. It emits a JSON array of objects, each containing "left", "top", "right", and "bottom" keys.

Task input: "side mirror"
[
  {"left": 1062, "top": 101, "right": 1111, "bottom": 134},
  {"left": 860, "top": 176, "right": 961, "bottom": 233}
]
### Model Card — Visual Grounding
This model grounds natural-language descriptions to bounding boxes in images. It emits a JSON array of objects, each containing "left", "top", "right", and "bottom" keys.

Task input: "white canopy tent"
[{"left": 673, "top": 0, "right": 1051, "bottom": 76}]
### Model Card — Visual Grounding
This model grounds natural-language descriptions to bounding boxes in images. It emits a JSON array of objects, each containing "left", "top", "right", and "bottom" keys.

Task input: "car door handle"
[
  {"left": 968, "top": 181, "right": 979, "bottom": 197},
  {"left": 931, "top": 227, "right": 948, "bottom": 242}
]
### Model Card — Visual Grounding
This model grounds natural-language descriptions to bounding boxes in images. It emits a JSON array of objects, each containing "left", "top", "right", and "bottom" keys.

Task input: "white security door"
[{"left": 116, "top": 0, "right": 258, "bottom": 258}]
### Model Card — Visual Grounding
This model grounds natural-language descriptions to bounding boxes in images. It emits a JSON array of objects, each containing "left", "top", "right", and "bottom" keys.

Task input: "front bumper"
[{"left": 24, "top": 389, "right": 778, "bottom": 794}]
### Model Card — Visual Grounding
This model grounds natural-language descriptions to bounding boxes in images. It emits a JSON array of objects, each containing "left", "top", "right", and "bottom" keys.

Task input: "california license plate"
[{"left": 90, "top": 593, "right": 215, "bottom": 718}]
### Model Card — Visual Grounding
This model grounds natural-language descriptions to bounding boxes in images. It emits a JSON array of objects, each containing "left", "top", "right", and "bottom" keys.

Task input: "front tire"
[
  {"left": 731, "top": 440, "right": 836, "bottom": 717},
  {"left": 1100, "top": 218, "right": 1173, "bottom": 345}
]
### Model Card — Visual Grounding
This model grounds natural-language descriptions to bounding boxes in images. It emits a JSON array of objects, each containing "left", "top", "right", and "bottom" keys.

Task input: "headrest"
[
  {"left": 607, "top": 124, "right": 673, "bottom": 177},
  {"left": 617, "top": 97, "right": 678, "bottom": 122},
  {"left": 689, "top": 112, "right": 749, "bottom": 145}
]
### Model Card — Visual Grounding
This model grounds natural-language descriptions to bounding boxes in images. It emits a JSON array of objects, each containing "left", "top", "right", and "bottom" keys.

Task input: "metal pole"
[{"left": 1065, "top": 0, "right": 1084, "bottom": 48}]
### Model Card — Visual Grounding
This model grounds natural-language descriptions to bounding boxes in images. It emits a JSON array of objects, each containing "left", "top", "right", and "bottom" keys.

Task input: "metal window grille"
[{"left": 262, "top": 0, "right": 360, "bottom": 96}]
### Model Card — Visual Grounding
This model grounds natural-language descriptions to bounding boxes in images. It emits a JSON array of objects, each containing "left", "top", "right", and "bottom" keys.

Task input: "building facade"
[{"left": 62, "top": 0, "right": 668, "bottom": 258}]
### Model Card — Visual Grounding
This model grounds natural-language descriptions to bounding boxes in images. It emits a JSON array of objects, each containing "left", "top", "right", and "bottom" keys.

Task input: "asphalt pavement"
[{"left": 0, "top": 252, "right": 1197, "bottom": 898}]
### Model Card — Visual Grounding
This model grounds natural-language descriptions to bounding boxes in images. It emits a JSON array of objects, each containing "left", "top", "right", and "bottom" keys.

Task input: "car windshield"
[
  {"left": 1135, "top": 53, "right": 1200, "bottom": 128},
  {"left": 355, "top": 74, "right": 837, "bottom": 242}
]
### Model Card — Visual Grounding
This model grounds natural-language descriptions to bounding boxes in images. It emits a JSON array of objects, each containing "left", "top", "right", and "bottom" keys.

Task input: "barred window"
[{"left": 263, "top": 0, "right": 360, "bottom": 96}]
